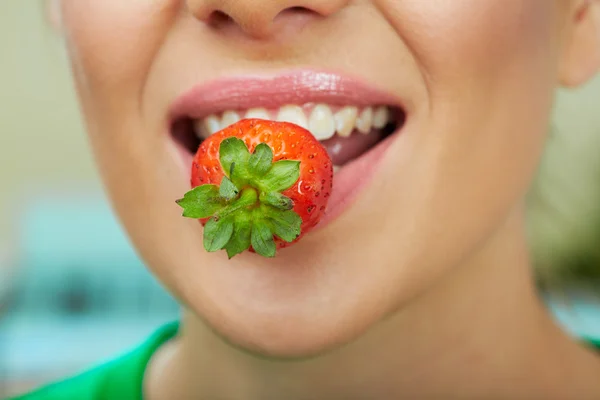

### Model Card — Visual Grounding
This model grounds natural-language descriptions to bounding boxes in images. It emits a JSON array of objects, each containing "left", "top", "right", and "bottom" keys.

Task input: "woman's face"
[{"left": 59, "top": 0, "right": 589, "bottom": 357}]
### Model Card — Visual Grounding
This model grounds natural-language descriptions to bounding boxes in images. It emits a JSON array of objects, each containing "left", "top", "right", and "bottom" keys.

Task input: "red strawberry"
[{"left": 176, "top": 119, "right": 333, "bottom": 258}]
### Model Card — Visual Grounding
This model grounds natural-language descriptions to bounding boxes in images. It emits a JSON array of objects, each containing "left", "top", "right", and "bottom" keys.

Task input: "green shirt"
[
  {"left": 8, "top": 322, "right": 179, "bottom": 400},
  {"left": 8, "top": 323, "right": 600, "bottom": 400}
]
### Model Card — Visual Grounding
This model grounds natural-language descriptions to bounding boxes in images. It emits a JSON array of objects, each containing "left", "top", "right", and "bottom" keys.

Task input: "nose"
[{"left": 187, "top": 0, "right": 349, "bottom": 39}]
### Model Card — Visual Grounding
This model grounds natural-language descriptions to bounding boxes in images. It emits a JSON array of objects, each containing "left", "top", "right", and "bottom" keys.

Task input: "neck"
[{"left": 146, "top": 211, "right": 600, "bottom": 399}]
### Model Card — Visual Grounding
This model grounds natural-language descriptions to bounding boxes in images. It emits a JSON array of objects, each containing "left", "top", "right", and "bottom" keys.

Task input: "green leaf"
[
  {"left": 260, "top": 160, "right": 300, "bottom": 193},
  {"left": 248, "top": 143, "right": 273, "bottom": 176},
  {"left": 251, "top": 221, "right": 276, "bottom": 258},
  {"left": 260, "top": 191, "right": 294, "bottom": 211},
  {"left": 219, "top": 176, "right": 239, "bottom": 201},
  {"left": 225, "top": 219, "right": 252, "bottom": 259},
  {"left": 203, "top": 216, "right": 235, "bottom": 252},
  {"left": 176, "top": 185, "right": 224, "bottom": 219},
  {"left": 219, "top": 137, "right": 250, "bottom": 179},
  {"left": 263, "top": 207, "right": 302, "bottom": 243}
]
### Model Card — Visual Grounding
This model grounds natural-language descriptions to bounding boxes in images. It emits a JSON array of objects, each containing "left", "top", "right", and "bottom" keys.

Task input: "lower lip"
[{"left": 316, "top": 130, "right": 399, "bottom": 229}]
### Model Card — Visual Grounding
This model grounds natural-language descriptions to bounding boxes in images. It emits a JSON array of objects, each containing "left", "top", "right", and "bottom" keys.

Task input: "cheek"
[
  {"left": 380, "top": 0, "right": 560, "bottom": 84},
  {"left": 404, "top": 0, "right": 559, "bottom": 174},
  {"left": 60, "top": 0, "right": 179, "bottom": 101},
  {"left": 378, "top": 0, "right": 561, "bottom": 178},
  {"left": 344, "top": 1, "right": 562, "bottom": 289},
  {"left": 58, "top": 1, "right": 190, "bottom": 257},
  {"left": 59, "top": 0, "right": 183, "bottom": 183},
  {"left": 376, "top": 0, "right": 561, "bottom": 175}
]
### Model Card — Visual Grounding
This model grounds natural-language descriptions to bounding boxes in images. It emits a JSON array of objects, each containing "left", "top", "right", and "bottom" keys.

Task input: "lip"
[
  {"left": 169, "top": 69, "right": 406, "bottom": 120},
  {"left": 316, "top": 130, "right": 398, "bottom": 229},
  {"left": 168, "top": 69, "right": 405, "bottom": 231}
]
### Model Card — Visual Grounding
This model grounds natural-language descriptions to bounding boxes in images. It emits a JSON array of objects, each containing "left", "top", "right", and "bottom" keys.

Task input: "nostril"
[
  {"left": 189, "top": 0, "right": 346, "bottom": 39},
  {"left": 206, "top": 10, "right": 234, "bottom": 27},
  {"left": 273, "top": 6, "right": 320, "bottom": 28},
  {"left": 285, "top": 6, "right": 315, "bottom": 14},
  {"left": 204, "top": 7, "right": 314, "bottom": 28}
]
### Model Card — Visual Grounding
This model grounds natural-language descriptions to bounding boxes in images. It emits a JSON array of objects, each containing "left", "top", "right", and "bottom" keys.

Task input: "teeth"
[
  {"left": 373, "top": 106, "right": 390, "bottom": 129},
  {"left": 195, "top": 114, "right": 220, "bottom": 137},
  {"left": 195, "top": 104, "right": 393, "bottom": 140},
  {"left": 334, "top": 106, "right": 358, "bottom": 138},
  {"left": 308, "top": 104, "right": 336, "bottom": 141},
  {"left": 277, "top": 105, "right": 308, "bottom": 129},
  {"left": 245, "top": 108, "right": 270, "bottom": 120},
  {"left": 355, "top": 107, "right": 374, "bottom": 134},
  {"left": 221, "top": 111, "right": 241, "bottom": 128}
]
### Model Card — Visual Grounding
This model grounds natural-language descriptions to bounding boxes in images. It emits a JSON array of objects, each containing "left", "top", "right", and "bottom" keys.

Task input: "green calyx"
[{"left": 176, "top": 137, "right": 302, "bottom": 258}]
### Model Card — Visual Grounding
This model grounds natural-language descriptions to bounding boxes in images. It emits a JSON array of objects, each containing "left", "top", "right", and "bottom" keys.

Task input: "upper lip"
[{"left": 169, "top": 69, "right": 406, "bottom": 121}]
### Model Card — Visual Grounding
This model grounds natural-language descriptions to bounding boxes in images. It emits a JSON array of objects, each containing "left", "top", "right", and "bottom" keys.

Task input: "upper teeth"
[
  {"left": 277, "top": 105, "right": 308, "bottom": 129},
  {"left": 193, "top": 104, "right": 392, "bottom": 141}
]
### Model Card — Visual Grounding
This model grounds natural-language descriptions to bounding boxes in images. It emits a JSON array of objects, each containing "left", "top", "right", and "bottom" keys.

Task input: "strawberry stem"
[
  {"left": 259, "top": 191, "right": 294, "bottom": 211},
  {"left": 216, "top": 188, "right": 258, "bottom": 220},
  {"left": 177, "top": 137, "right": 303, "bottom": 258}
]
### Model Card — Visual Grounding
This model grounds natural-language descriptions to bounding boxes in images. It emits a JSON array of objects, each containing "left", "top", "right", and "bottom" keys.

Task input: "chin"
[{"left": 169, "top": 232, "right": 399, "bottom": 359}]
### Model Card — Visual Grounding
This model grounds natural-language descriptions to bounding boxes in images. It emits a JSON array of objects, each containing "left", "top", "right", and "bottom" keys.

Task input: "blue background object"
[{"left": 0, "top": 194, "right": 178, "bottom": 394}]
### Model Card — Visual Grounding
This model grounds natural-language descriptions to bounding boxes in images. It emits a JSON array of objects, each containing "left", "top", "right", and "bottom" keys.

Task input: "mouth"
[
  {"left": 172, "top": 103, "right": 403, "bottom": 169},
  {"left": 169, "top": 70, "right": 407, "bottom": 224}
]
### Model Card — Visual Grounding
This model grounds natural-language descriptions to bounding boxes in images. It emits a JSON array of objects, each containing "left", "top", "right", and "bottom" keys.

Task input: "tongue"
[{"left": 321, "top": 130, "right": 384, "bottom": 166}]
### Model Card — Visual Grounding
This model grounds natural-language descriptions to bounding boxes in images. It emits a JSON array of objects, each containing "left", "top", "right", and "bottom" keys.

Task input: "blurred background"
[
  {"left": 1, "top": 1, "right": 600, "bottom": 399},
  {"left": 0, "top": 2, "right": 179, "bottom": 398}
]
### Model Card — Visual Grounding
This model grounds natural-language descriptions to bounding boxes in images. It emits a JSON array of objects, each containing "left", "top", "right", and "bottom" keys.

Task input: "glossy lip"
[
  {"left": 168, "top": 69, "right": 406, "bottom": 230},
  {"left": 169, "top": 69, "right": 406, "bottom": 120},
  {"left": 316, "top": 130, "right": 399, "bottom": 229}
]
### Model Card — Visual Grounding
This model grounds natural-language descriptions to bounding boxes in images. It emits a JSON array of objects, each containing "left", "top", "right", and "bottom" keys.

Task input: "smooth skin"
[{"left": 54, "top": 0, "right": 600, "bottom": 398}]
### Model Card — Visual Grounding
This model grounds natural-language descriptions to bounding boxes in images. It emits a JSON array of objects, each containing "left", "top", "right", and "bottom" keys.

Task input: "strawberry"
[{"left": 176, "top": 119, "right": 333, "bottom": 259}]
